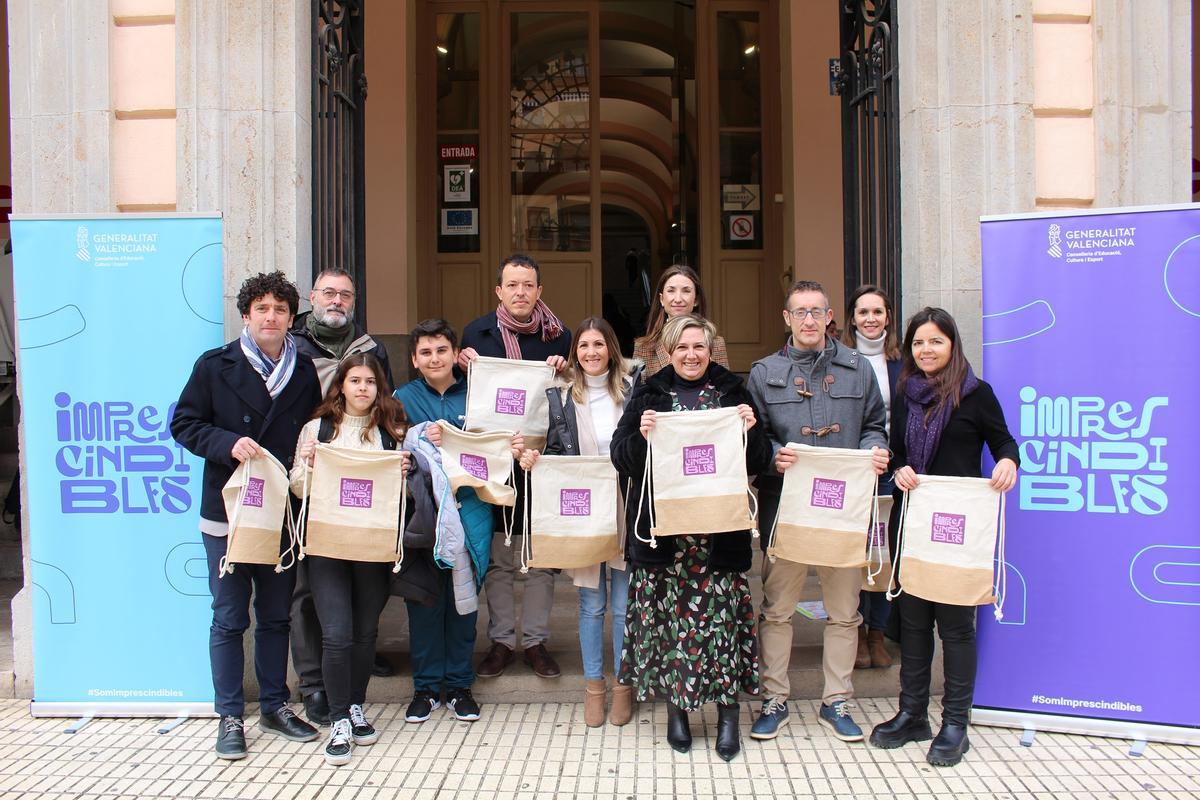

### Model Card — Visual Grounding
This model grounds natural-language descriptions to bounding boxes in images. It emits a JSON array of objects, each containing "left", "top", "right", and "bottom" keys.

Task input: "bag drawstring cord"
[
  {"left": 519, "top": 467, "right": 533, "bottom": 573},
  {"left": 503, "top": 457, "right": 515, "bottom": 547},
  {"left": 219, "top": 462, "right": 253, "bottom": 577},
  {"left": 743, "top": 420, "right": 759, "bottom": 538},
  {"left": 993, "top": 491, "right": 1008, "bottom": 621},
  {"left": 885, "top": 489, "right": 909, "bottom": 601},
  {"left": 632, "top": 429, "right": 657, "bottom": 548},
  {"left": 296, "top": 451, "right": 312, "bottom": 561},
  {"left": 393, "top": 465, "right": 407, "bottom": 573},
  {"left": 865, "top": 479, "right": 884, "bottom": 586}
]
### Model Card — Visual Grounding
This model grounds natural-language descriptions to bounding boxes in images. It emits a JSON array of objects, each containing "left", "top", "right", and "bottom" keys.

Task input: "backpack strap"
[
  {"left": 378, "top": 425, "right": 398, "bottom": 451},
  {"left": 317, "top": 416, "right": 334, "bottom": 443}
]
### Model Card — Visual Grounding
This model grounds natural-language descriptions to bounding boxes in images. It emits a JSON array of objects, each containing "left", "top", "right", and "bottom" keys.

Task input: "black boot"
[
  {"left": 869, "top": 710, "right": 932, "bottom": 749},
  {"left": 715, "top": 703, "right": 740, "bottom": 761},
  {"left": 926, "top": 722, "right": 970, "bottom": 766},
  {"left": 666, "top": 703, "right": 691, "bottom": 753}
]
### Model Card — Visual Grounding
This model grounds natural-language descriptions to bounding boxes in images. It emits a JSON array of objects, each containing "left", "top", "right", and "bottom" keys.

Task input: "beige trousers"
[{"left": 758, "top": 556, "right": 863, "bottom": 705}]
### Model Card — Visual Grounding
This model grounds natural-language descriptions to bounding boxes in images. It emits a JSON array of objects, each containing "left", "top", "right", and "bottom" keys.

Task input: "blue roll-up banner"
[
  {"left": 12, "top": 214, "right": 222, "bottom": 717},
  {"left": 976, "top": 203, "right": 1200, "bottom": 745}
]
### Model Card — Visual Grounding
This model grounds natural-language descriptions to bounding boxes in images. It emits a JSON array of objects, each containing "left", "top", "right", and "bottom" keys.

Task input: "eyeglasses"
[
  {"left": 785, "top": 307, "right": 828, "bottom": 321},
  {"left": 319, "top": 288, "right": 355, "bottom": 302}
]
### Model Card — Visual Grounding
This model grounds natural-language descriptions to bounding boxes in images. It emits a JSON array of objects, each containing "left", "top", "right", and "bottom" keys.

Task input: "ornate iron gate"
[
  {"left": 313, "top": 0, "right": 367, "bottom": 321},
  {"left": 831, "top": 0, "right": 900, "bottom": 312}
]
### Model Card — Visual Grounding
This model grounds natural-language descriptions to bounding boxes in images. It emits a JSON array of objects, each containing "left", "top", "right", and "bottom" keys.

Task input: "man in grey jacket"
[{"left": 747, "top": 280, "right": 890, "bottom": 744}]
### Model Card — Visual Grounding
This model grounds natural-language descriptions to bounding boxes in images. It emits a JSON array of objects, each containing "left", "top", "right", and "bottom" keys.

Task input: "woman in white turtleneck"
[
  {"left": 842, "top": 286, "right": 902, "bottom": 670},
  {"left": 520, "top": 318, "right": 636, "bottom": 728}
]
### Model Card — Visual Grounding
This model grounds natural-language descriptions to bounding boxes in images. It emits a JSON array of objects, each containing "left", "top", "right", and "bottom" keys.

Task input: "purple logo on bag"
[
  {"left": 810, "top": 477, "right": 846, "bottom": 510},
  {"left": 560, "top": 488, "right": 591, "bottom": 516},
  {"left": 495, "top": 388, "right": 527, "bottom": 416},
  {"left": 339, "top": 478, "right": 373, "bottom": 508},
  {"left": 682, "top": 444, "right": 716, "bottom": 476},
  {"left": 868, "top": 522, "right": 886, "bottom": 547},
  {"left": 931, "top": 512, "right": 966, "bottom": 545},
  {"left": 460, "top": 453, "right": 489, "bottom": 480},
  {"left": 243, "top": 477, "right": 265, "bottom": 508}
]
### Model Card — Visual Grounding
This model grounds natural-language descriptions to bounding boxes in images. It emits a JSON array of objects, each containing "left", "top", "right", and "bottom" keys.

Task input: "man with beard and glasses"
[{"left": 290, "top": 268, "right": 396, "bottom": 726}]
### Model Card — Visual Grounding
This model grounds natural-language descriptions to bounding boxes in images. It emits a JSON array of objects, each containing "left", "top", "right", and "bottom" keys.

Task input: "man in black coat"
[
  {"left": 171, "top": 272, "right": 322, "bottom": 760},
  {"left": 289, "top": 267, "right": 396, "bottom": 723},
  {"left": 457, "top": 254, "right": 571, "bottom": 680}
]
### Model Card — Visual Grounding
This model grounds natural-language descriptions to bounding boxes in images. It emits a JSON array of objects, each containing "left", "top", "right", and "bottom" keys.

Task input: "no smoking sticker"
[{"left": 729, "top": 214, "right": 754, "bottom": 241}]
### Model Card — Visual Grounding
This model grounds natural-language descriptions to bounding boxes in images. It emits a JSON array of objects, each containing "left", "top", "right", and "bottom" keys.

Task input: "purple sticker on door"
[
  {"left": 811, "top": 477, "right": 846, "bottom": 509},
  {"left": 495, "top": 388, "right": 527, "bottom": 416},
  {"left": 460, "top": 453, "right": 489, "bottom": 480},
  {"left": 560, "top": 488, "right": 591, "bottom": 516},
  {"left": 931, "top": 512, "right": 966, "bottom": 545},
  {"left": 682, "top": 444, "right": 717, "bottom": 476},
  {"left": 243, "top": 477, "right": 265, "bottom": 508},
  {"left": 340, "top": 478, "right": 373, "bottom": 508}
]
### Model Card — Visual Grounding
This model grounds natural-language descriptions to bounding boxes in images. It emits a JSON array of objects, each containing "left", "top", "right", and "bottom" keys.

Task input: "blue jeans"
[
  {"left": 859, "top": 590, "right": 892, "bottom": 631},
  {"left": 202, "top": 533, "right": 295, "bottom": 717},
  {"left": 579, "top": 564, "right": 630, "bottom": 680},
  {"left": 406, "top": 568, "right": 478, "bottom": 694}
]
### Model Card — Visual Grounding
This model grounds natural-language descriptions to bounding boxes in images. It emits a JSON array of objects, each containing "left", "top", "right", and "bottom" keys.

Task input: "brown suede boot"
[
  {"left": 868, "top": 629, "right": 893, "bottom": 668},
  {"left": 855, "top": 626, "right": 871, "bottom": 669},
  {"left": 584, "top": 679, "right": 607, "bottom": 727},
  {"left": 609, "top": 685, "right": 634, "bottom": 726}
]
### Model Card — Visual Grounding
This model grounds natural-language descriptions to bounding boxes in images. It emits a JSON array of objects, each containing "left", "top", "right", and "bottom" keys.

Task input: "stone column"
[
  {"left": 897, "top": 1, "right": 1037, "bottom": 365},
  {"left": 176, "top": 0, "right": 312, "bottom": 335},
  {"left": 1093, "top": 0, "right": 1192, "bottom": 206}
]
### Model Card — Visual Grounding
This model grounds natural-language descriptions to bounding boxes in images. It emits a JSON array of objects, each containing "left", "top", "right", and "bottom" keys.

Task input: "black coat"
[
  {"left": 886, "top": 379, "right": 1020, "bottom": 545},
  {"left": 461, "top": 310, "right": 573, "bottom": 535},
  {"left": 610, "top": 363, "right": 772, "bottom": 572},
  {"left": 171, "top": 342, "right": 322, "bottom": 525}
]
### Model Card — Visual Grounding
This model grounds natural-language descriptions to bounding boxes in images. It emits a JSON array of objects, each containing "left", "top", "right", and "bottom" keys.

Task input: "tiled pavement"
[{"left": 0, "top": 698, "right": 1196, "bottom": 799}]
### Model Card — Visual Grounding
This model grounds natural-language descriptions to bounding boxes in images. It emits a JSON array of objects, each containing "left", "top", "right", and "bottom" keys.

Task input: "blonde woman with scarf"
[{"left": 519, "top": 318, "right": 638, "bottom": 726}]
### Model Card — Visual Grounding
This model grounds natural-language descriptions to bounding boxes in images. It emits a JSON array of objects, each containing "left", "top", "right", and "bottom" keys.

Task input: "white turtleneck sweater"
[
  {"left": 855, "top": 332, "right": 892, "bottom": 434},
  {"left": 289, "top": 412, "right": 381, "bottom": 495},
  {"left": 585, "top": 371, "right": 620, "bottom": 455}
]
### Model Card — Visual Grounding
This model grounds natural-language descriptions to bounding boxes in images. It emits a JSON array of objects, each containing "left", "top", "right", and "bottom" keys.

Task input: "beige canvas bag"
[
  {"left": 436, "top": 421, "right": 516, "bottom": 509},
  {"left": 297, "top": 444, "right": 408, "bottom": 569},
  {"left": 522, "top": 455, "right": 621, "bottom": 571},
  {"left": 861, "top": 494, "right": 894, "bottom": 592},
  {"left": 766, "top": 443, "right": 884, "bottom": 576},
  {"left": 465, "top": 355, "right": 555, "bottom": 450},
  {"left": 635, "top": 406, "right": 757, "bottom": 547},
  {"left": 220, "top": 451, "right": 294, "bottom": 575},
  {"left": 886, "top": 474, "right": 1009, "bottom": 619}
]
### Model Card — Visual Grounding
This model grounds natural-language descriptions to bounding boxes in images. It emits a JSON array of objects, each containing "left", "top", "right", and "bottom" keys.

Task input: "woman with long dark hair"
[
  {"left": 520, "top": 317, "right": 638, "bottom": 727},
  {"left": 868, "top": 308, "right": 1018, "bottom": 767},
  {"left": 290, "top": 353, "right": 409, "bottom": 766},
  {"left": 842, "top": 285, "right": 902, "bottom": 669},
  {"left": 633, "top": 264, "right": 729, "bottom": 377}
]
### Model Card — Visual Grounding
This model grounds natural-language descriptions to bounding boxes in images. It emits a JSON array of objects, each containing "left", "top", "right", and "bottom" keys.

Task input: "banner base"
[
  {"left": 31, "top": 701, "right": 216, "bottom": 719},
  {"left": 972, "top": 707, "right": 1200, "bottom": 747}
]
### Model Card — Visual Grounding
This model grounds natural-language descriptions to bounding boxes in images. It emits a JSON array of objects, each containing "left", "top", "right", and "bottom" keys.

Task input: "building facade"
[{"left": 1, "top": 0, "right": 1193, "bottom": 696}]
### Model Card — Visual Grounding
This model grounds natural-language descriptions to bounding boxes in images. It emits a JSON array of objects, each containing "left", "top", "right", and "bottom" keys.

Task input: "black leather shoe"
[
  {"left": 215, "top": 715, "right": 247, "bottom": 760},
  {"left": 372, "top": 653, "right": 396, "bottom": 678},
  {"left": 926, "top": 722, "right": 970, "bottom": 766},
  {"left": 869, "top": 710, "right": 933, "bottom": 749},
  {"left": 666, "top": 703, "right": 692, "bottom": 753},
  {"left": 303, "top": 690, "right": 331, "bottom": 727},
  {"left": 715, "top": 703, "right": 740, "bottom": 761},
  {"left": 259, "top": 705, "right": 320, "bottom": 743}
]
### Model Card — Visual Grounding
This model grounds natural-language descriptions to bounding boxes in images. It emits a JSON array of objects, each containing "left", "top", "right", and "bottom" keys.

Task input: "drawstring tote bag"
[
  {"left": 220, "top": 450, "right": 295, "bottom": 575},
  {"left": 465, "top": 355, "right": 555, "bottom": 451},
  {"left": 887, "top": 474, "right": 1009, "bottom": 620},
  {"left": 297, "top": 444, "right": 408, "bottom": 571},
  {"left": 521, "top": 455, "right": 621, "bottom": 571},
  {"left": 635, "top": 406, "right": 757, "bottom": 547},
  {"left": 436, "top": 422, "right": 517, "bottom": 508},
  {"left": 766, "top": 443, "right": 884, "bottom": 582},
  {"left": 861, "top": 493, "right": 894, "bottom": 591}
]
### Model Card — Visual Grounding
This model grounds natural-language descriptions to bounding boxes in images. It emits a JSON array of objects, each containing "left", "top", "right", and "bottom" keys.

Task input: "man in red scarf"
[{"left": 458, "top": 254, "right": 572, "bottom": 679}]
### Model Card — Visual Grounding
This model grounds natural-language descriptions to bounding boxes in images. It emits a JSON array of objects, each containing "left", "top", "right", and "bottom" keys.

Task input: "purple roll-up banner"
[{"left": 975, "top": 204, "right": 1200, "bottom": 745}]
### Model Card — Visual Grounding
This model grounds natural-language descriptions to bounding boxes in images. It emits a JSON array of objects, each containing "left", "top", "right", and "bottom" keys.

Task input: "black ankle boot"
[
  {"left": 715, "top": 703, "right": 740, "bottom": 761},
  {"left": 869, "top": 710, "right": 932, "bottom": 749},
  {"left": 666, "top": 703, "right": 691, "bottom": 753},
  {"left": 926, "top": 722, "right": 970, "bottom": 766}
]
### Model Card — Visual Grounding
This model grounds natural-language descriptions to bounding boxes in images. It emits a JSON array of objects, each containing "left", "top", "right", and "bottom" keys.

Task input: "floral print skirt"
[{"left": 618, "top": 535, "right": 759, "bottom": 710}]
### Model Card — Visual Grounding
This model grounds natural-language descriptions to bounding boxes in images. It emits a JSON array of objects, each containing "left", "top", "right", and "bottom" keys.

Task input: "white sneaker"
[
  {"left": 349, "top": 703, "right": 380, "bottom": 745},
  {"left": 324, "top": 718, "right": 352, "bottom": 766}
]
